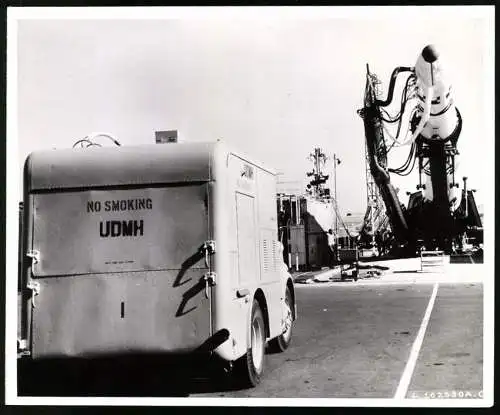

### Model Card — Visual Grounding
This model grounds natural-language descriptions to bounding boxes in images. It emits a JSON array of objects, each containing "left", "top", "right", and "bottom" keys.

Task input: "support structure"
[{"left": 306, "top": 148, "right": 330, "bottom": 200}]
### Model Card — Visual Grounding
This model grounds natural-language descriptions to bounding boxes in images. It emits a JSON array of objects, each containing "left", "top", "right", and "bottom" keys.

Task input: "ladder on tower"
[{"left": 362, "top": 141, "right": 390, "bottom": 243}]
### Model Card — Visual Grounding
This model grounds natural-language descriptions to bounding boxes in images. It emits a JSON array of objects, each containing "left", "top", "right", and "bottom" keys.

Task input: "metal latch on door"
[
  {"left": 202, "top": 240, "right": 216, "bottom": 267},
  {"left": 202, "top": 241, "right": 216, "bottom": 297},
  {"left": 26, "top": 250, "right": 40, "bottom": 266},
  {"left": 203, "top": 272, "right": 217, "bottom": 298},
  {"left": 27, "top": 280, "right": 40, "bottom": 307}
]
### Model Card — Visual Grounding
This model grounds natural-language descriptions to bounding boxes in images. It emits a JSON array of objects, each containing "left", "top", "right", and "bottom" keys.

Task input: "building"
[{"left": 277, "top": 193, "right": 339, "bottom": 271}]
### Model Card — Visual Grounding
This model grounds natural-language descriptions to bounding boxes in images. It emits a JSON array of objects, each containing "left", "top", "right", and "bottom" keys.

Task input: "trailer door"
[
  {"left": 235, "top": 192, "right": 257, "bottom": 285},
  {"left": 29, "top": 184, "right": 213, "bottom": 358}
]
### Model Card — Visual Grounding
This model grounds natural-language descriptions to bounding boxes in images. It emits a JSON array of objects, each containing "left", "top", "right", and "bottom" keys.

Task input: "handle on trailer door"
[
  {"left": 204, "top": 272, "right": 217, "bottom": 298},
  {"left": 203, "top": 240, "right": 216, "bottom": 268},
  {"left": 27, "top": 281, "right": 40, "bottom": 307},
  {"left": 26, "top": 251, "right": 41, "bottom": 307}
]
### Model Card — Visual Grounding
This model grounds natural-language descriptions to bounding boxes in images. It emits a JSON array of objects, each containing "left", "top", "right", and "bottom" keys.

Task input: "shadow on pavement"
[
  {"left": 18, "top": 354, "right": 248, "bottom": 397},
  {"left": 450, "top": 251, "right": 483, "bottom": 264}
]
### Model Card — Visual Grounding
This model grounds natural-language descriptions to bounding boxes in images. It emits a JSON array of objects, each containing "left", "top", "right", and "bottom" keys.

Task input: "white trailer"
[{"left": 18, "top": 141, "right": 296, "bottom": 386}]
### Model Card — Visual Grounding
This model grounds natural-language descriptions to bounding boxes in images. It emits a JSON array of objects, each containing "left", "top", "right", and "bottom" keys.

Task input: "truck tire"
[
  {"left": 269, "top": 286, "right": 293, "bottom": 352},
  {"left": 234, "top": 299, "right": 266, "bottom": 387}
]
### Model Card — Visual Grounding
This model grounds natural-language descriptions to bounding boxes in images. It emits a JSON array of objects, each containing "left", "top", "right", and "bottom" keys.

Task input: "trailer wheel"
[
  {"left": 234, "top": 299, "right": 266, "bottom": 387},
  {"left": 269, "top": 286, "right": 293, "bottom": 352}
]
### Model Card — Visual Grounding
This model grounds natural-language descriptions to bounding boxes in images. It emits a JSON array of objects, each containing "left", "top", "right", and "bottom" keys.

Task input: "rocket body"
[
  {"left": 413, "top": 45, "right": 461, "bottom": 208},
  {"left": 414, "top": 45, "right": 459, "bottom": 141}
]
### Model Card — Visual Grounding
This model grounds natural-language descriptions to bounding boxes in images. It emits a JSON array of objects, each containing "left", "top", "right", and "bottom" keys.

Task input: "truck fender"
[
  {"left": 286, "top": 277, "right": 297, "bottom": 321},
  {"left": 245, "top": 289, "right": 269, "bottom": 348}
]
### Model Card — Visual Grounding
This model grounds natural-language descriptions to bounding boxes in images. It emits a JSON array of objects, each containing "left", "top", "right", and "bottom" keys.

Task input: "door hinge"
[
  {"left": 204, "top": 271, "right": 217, "bottom": 298},
  {"left": 26, "top": 250, "right": 40, "bottom": 266},
  {"left": 27, "top": 280, "right": 40, "bottom": 307},
  {"left": 203, "top": 240, "right": 216, "bottom": 254},
  {"left": 17, "top": 339, "right": 30, "bottom": 358},
  {"left": 204, "top": 272, "right": 217, "bottom": 286}
]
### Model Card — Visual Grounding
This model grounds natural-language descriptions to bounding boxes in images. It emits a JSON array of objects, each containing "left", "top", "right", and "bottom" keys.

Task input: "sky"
[{"left": 12, "top": 7, "right": 494, "bottom": 215}]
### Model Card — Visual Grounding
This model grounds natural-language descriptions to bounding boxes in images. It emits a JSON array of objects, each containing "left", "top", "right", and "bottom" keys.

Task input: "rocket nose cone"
[{"left": 422, "top": 44, "right": 440, "bottom": 63}]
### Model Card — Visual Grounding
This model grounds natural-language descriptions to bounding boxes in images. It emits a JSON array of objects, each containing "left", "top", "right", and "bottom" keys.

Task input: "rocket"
[
  {"left": 411, "top": 44, "right": 460, "bottom": 143},
  {"left": 359, "top": 43, "right": 479, "bottom": 252},
  {"left": 411, "top": 45, "right": 462, "bottom": 209}
]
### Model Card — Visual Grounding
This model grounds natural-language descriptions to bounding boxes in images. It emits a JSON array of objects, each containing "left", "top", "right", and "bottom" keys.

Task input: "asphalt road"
[
  {"left": 18, "top": 280, "right": 483, "bottom": 399},
  {"left": 198, "top": 282, "right": 483, "bottom": 399}
]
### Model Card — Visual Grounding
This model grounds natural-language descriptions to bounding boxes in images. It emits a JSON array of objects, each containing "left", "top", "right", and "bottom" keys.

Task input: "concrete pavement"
[
  {"left": 197, "top": 281, "right": 483, "bottom": 398},
  {"left": 293, "top": 258, "right": 485, "bottom": 285}
]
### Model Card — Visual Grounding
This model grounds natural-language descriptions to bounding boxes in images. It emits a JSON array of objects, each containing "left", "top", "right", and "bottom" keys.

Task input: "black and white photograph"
[{"left": 5, "top": 6, "right": 494, "bottom": 407}]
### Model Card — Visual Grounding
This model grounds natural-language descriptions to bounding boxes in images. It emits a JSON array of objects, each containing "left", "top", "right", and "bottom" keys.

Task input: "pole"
[
  {"left": 463, "top": 177, "right": 468, "bottom": 218},
  {"left": 333, "top": 153, "right": 340, "bottom": 263},
  {"left": 295, "top": 195, "right": 300, "bottom": 225},
  {"left": 371, "top": 197, "right": 375, "bottom": 249},
  {"left": 315, "top": 148, "right": 320, "bottom": 198},
  {"left": 334, "top": 153, "right": 338, "bottom": 236}
]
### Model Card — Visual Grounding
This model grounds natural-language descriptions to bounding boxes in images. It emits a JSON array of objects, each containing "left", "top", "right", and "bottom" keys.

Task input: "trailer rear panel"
[
  {"left": 32, "top": 186, "right": 208, "bottom": 276},
  {"left": 24, "top": 144, "right": 217, "bottom": 359},
  {"left": 20, "top": 142, "right": 294, "bottom": 370}
]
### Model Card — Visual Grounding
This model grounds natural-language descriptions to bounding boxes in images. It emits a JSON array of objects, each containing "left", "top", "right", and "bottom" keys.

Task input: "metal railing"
[{"left": 420, "top": 250, "right": 447, "bottom": 273}]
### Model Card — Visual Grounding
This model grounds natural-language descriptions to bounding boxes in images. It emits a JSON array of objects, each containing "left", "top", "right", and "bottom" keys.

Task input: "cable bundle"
[{"left": 72, "top": 132, "right": 121, "bottom": 148}]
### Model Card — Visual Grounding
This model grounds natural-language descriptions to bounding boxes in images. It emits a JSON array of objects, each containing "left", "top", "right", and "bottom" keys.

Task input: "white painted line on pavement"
[{"left": 394, "top": 282, "right": 439, "bottom": 399}]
